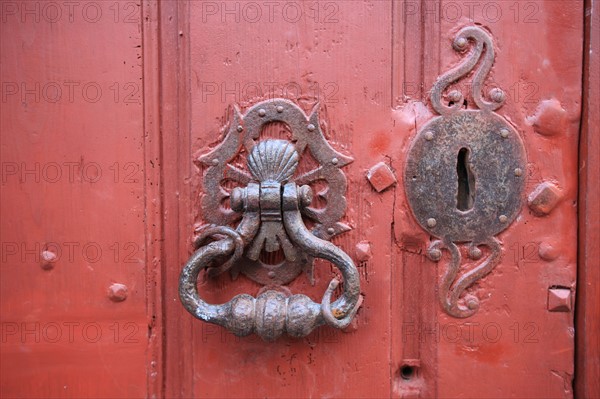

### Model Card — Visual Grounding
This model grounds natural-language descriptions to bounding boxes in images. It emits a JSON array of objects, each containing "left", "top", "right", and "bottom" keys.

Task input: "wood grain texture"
[
  {"left": 0, "top": 2, "right": 149, "bottom": 397},
  {"left": 576, "top": 0, "right": 600, "bottom": 397},
  {"left": 0, "top": 0, "right": 587, "bottom": 397},
  {"left": 142, "top": 1, "right": 163, "bottom": 397},
  {"left": 165, "top": 1, "right": 582, "bottom": 398},
  {"left": 431, "top": 2, "right": 582, "bottom": 397},
  {"left": 179, "top": 2, "right": 394, "bottom": 397},
  {"left": 157, "top": 1, "right": 195, "bottom": 397}
]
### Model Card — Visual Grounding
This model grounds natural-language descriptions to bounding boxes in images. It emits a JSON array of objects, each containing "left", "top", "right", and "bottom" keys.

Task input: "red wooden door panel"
[
  {"left": 391, "top": 2, "right": 582, "bottom": 397},
  {"left": 1, "top": 0, "right": 590, "bottom": 398},
  {"left": 163, "top": 1, "right": 582, "bottom": 398},
  {"left": 1, "top": 2, "right": 149, "bottom": 398},
  {"left": 174, "top": 1, "right": 395, "bottom": 397}
]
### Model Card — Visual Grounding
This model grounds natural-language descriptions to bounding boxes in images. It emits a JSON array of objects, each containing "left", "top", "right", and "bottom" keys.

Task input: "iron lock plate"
[
  {"left": 404, "top": 26, "right": 527, "bottom": 318},
  {"left": 405, "top": 110, "right": 526, "bottom": 243}
]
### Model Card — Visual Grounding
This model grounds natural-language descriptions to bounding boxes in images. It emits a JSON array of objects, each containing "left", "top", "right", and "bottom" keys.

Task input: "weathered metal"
[
  {"left": 404, "top": 26, "right": 526, "bottom": 318},
  {"left": 180, "top": 100, "right": 361, "bottom": 341},
  {"left": 196, "top": 98, "right": 353, "bottom": 285}
]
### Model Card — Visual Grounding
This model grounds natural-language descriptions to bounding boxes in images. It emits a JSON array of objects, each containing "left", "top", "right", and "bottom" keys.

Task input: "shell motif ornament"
[
  {"left": 179, "top": 99, "right": 361, "bottom": 341},
  {"left": 247, "top": 140, "right": 299, "bottom": 183},
  {"left": 242, "top": 140, "right": 301, "bottom": 263}
]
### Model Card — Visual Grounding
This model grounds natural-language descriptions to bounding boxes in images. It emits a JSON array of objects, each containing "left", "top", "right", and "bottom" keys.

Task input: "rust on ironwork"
[
  {"left": 196, "top": 98, "right": 353, "bottom": 285},
  {"left": 404, "top": 26, "right": 527, "bottom": 318},
  {"left": 180, "top": 99, "right": 361, "bottom": 341}
]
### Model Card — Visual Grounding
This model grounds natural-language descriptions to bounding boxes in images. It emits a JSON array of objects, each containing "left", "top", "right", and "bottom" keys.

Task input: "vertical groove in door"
[
  {"left": 391, "top": 1, "right": 404, "bottom": 107},
  {"left": 576, "top": 0, "right": 600, "bottom": 396},
  {"left": 179, "top": 0, "right": 195, "bottom": 396},
  {"left": 158, "top": 1, "right": 194, "bottom": 397},
  {"left": 390, "top": 2, "right": 441, "bottom": 397},
  {"left": 416, "top": 2, "right": 440, "bottom": 398},
  {"left": 142, "top": 0, "right": 164, "bottom": 397}
]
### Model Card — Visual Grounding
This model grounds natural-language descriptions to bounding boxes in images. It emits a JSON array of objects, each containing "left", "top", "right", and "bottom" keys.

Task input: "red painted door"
[
  {"left": 1, "top": 1, "right": 589, "bottom": 398},
  {"left": 1, "top": 1, "right": 149, "bottom": 397}
]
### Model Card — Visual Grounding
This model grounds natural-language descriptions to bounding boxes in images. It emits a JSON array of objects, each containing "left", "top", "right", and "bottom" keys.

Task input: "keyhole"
[{"left": 456, "top": 147, "right": 475, "bottom": 211}]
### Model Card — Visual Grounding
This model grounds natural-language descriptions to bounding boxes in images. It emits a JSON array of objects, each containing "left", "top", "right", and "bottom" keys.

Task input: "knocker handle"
[{"left": 179, "top": 183, "right": 361, "bottom": 342}]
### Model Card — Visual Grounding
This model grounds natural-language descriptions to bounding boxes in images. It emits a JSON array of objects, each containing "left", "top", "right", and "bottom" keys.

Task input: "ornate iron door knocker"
[
  {"left": 404, "top": 26, "right": 527, "bottom": 318},
  {"left": 180, "top": 99, "right": 361, "bottom": 341}
]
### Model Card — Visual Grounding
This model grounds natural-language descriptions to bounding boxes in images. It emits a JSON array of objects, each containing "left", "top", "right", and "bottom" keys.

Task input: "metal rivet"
[
  {"left": 108, "top": 283, "right": 128, "bottom": 302},
  {"left": 499, "top": 214, "right": 508, "bottom": 223},
  {"left": 528, "top": 181, "right": 562, "bottom": 216},
  {"left": 425, "top": 131, "right": 434, "bottom": 141},
  {"left": 548, "top": 287, "right": 572, "bottom": 312},
  {"left": 538, "top": 242, "right": 559, "bottom": 261},
  {"left": 427, "top": 218, "right": 437, "bottom": 228},
  {"left": 428, "top": 248, "right": 442, "bottom": 261},
  {"left": 366, "top": 162, "right": 397, "bottom": 192},
  {"left": 268, "top": 271, "right": 276, "bottom": 278},
  {"left": 237, "top": 125, "right": 243, "bottom": 132},
  {"left": 469, "top": 246, "right": 482, "bottom": 260},
  {"left": 466, "top": 298, "right": 479, "bottom": 310},
  {"left": 40, "top": 250, "right": 57, "bottom": 270},
  {"left": 307, "top": 124, "right": 316, "bottom": 131},
  {"left": 327, "top": 227, "right": 335, "bottom": 235},
  {"left": 514, "top": 168, "right": 523, "bottom": 177},
  {"left": 500, "top": 129, "right": 509, "bottom": 138},
  {"left": 448, "top": 90, "right": 462, "bottom": 102},
  {"left": 454, "top": 37, "right": 468, "bottom": 49},
  {"left": 355, "top": 241, "right": 372, "bottom": 262},
  {"left": 490, "top": 88, "right": 505, "bottom": 103},
  {"left": 531, "top": 98, "right": 567, "bottom": 137},
  {"left": 258, "top": 109, "right": 266, "bottom": 117},
  {"left": 276, "top": 105, "right": 284, "bottom": 113},
  {"left": 331, "top": 158, "right": 339, "bottom": 165},
  {"left": 212, "top": 159, "right": 219, "bottom": 166}
]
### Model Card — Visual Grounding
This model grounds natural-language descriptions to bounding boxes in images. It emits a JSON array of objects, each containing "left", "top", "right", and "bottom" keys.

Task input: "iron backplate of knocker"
[
  {"left": 196, "top": 98, "right": 352, "bottom": 286},
  {"left": 404, "top": 26, "right": 527, "bottom": 318},
  {"left": 180, "top": 98, "right": 361, "bottom": 341}
]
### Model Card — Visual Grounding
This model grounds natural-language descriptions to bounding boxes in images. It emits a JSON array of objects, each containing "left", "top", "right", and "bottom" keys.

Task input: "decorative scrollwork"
[
  {"left": 405, "top": 26, "right": 526, "bottom": 318},
  {"left": 430, "top": 26, "right": 505, "bottom": 116},
  {"left": 196, "top": 99, "right": 352, "bottom": 285},
  {"left": 180, "top": 99, "right": 361, "bottom": 341},
  {"left": 428, "top": 238, "right": 501, "bottom": 318}
]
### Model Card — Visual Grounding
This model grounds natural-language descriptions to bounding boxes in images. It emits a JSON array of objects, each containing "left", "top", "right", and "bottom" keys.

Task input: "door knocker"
[
  {"left": 404, "top": 26, "right": 526, "bottom": 318},
  {"left": 180, "top": 99, "right": 361, "bottom": 341}
]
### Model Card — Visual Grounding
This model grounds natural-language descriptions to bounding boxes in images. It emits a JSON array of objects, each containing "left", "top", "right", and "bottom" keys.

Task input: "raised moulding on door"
[
  {"left": 179, "top": 99, "right": 361, "bottom": 341},
  {"left": 404, "top": 26, "right": 527, "bottom": 318}
]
